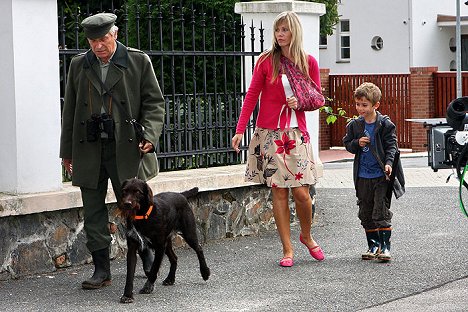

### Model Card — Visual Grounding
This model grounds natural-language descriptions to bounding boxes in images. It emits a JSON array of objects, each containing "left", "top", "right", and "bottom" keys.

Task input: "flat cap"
[{"left": 81, "top": 13, "right": 117, "bottom": 39}]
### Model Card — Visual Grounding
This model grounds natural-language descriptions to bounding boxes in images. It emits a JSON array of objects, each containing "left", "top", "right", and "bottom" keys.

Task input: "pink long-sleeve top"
[{"left": 235, "top": 54, "right": 321, "bottom": 136}]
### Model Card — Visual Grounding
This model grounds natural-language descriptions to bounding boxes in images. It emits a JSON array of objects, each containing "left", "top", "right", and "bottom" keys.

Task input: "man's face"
[{"left": 88, "top": 32, "right": 117, "bottom": 63}]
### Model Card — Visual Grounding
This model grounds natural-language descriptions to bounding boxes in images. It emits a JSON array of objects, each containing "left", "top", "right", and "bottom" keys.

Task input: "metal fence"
[{"left": 58, "top": 1, "right": 263, "bottom": 172}]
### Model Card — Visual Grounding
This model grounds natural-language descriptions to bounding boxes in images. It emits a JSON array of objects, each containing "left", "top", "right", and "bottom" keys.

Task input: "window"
[
  {"left": 338, "top": 20, "right": 350, "bottom": 61},
  {"left": 320, "top": 34, "right": 328, "bottom": 49},
  {"left": 371, "top": 36, "right": 384, "bottom": 51}
]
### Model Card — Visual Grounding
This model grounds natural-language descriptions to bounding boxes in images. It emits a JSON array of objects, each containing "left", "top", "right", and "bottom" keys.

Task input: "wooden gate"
[
  {"left": 328, "top": 74, "right": 411, "bottom": 148},
  {"left": 433, "top": 72, "right": 468, "bottom": 117}
]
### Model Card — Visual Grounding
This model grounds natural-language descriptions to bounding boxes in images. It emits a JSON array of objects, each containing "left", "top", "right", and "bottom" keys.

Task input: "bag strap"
[
  {"left": 84, "top": 53, "right": 141, "bottom": 128},
  {"left": 280, "top": 56, "right": 321, "bottom": 93},
  {"left": 277, "top": 104, "right": 291, "bottom": 130},
  {"left": 85, "top": 53, "right": 147, "bottom": 165}
]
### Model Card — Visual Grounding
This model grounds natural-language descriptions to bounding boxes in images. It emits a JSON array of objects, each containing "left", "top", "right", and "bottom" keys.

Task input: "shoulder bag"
[{"left": 281, "top": 56, "right": 325, "bottom": 111}]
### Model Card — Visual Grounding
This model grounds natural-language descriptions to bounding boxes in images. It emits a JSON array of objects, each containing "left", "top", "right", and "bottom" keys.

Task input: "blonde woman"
[{"left": 232, "top": 11, "right": 324, "bottom": 267}]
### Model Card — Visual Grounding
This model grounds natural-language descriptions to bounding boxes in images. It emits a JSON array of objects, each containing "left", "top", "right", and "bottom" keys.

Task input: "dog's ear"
[
  {"left": 144, "top": 182, "right": 154, "bottom": 206},
  {"left": 121, "top": 179, "right": 128, "bottom": 190}
]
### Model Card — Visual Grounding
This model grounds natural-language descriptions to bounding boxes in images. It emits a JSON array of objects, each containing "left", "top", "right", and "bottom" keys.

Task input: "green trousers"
[{"left": 80, "top": 139, "right": 122, "bottom": 253}]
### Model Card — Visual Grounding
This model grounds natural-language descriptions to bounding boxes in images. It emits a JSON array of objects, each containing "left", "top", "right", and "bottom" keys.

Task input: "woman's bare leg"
[
  {"left": 292, "top": 186, "right": 319, "bottom": 248},
  {"left": 272, "top": 187, "right": 293, "bottom": 258}
]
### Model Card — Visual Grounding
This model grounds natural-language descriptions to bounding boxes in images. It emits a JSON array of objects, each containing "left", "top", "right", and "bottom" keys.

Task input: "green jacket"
[{"left": 60, "top": 41, "right": 165, "bottom": 189}]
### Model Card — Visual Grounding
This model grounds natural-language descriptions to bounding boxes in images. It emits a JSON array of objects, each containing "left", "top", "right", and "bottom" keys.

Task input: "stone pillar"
[
  {"left": 0, "top": 0, "right": 62, "bottom": 194},
  {"left": 409, "top": 66, "right": 438, "bottom": 152},
  {"left": 235, "top": 0, "right": 326, "bottom": 173}
]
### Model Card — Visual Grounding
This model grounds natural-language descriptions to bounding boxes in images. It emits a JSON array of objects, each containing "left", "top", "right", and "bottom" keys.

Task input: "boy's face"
[{"left": 355, "top": 96, "right": 379, "bottom": 121}]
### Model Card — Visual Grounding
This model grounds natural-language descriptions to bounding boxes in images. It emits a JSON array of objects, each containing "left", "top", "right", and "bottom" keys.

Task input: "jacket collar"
[
  {"left": 83, "top": 41, "right": 128, "bottom": 69},
  {"left": 356, "top": 111, "right": 387, "bottom": 126},
  {"left": 356, "top": 111, "right": 389, "bottom": 134}
]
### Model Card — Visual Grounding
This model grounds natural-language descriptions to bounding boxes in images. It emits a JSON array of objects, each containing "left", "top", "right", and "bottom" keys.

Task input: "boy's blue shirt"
[{"left": 358, "top": 122, "right": 384, "bottom": 179}]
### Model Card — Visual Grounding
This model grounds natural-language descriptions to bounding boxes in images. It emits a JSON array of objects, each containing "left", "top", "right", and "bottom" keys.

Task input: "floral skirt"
[{"left": 244, "top": 127, "right": 317, "bottom": 188}]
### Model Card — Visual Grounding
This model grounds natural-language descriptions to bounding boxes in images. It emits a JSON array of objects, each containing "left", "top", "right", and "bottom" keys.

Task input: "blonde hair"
[
  {"left": 354, "top": 82, "right": 382, "bottom": 105},
  {"left": 258, "top": 11, "right": 309, "bottom": 82}
]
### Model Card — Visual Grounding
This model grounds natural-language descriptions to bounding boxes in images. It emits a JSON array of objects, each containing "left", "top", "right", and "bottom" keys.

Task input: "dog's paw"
[
  {"left": 120, "top": 295, "right": 134, "bottom": 304},
  {"left": 139, "top": 281, "right": 154, "bottom": 294},
  {"left": 162, "top": 278, "right": 175, "bottom": 286}
]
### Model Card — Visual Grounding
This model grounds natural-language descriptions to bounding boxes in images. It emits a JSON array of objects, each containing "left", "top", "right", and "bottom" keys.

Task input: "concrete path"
[{"left": 1, "top": 154, "right": 467, "bottom": 311}]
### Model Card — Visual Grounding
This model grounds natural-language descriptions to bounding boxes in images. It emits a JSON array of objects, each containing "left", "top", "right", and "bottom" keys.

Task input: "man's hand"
[
  {"left": 62, "top": 158, "right": 73, "bottom": 175},
  {"left": 139, "top": 141, "right": 154, "bottom": 154}
]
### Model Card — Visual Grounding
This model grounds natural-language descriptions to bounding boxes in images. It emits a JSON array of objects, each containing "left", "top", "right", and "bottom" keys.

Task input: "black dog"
[{"left": 118, "top": 178, "right": 210, "bottom": 303}]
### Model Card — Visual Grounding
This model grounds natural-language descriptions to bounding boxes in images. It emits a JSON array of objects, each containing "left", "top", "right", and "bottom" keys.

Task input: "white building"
[{"left": 319, "top": 0, "right": 468, "bottom": 73}]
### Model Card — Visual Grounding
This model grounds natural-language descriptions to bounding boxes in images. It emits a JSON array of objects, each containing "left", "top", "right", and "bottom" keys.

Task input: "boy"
[{"left": 343, "top": 82, "right": 405, "bottom": 262}]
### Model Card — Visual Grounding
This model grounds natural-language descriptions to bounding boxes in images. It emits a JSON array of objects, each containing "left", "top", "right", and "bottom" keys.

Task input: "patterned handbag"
[{"left": 281, "top": 56, "right": 325, "bottom": 111}]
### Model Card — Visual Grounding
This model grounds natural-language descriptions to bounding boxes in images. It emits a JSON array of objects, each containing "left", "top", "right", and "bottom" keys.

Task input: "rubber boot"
[
  {"left": 362, "top": 229, "right": 380, "bottom": 260},
  {"left": 82, "top": 247, "right": 112, "bottom": 289},
  {"left": 377, "top": 228, "right": 391, "bottom": 262},
  {"left": 139, "top": 247, "right": 155, "bottom": 277}
]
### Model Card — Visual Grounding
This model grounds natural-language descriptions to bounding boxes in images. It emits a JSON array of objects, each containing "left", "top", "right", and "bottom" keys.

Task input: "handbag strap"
[{"left": 277, "top": 104, "right": 291, "bottom": 130}]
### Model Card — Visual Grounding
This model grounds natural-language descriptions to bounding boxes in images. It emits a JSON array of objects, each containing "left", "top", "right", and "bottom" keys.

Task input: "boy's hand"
[
  {"left": 385, "top": 165, "right": 392, "bottom": 177},
  {"left": 358, "top": 136, "right": 370, "bottom": 147}
]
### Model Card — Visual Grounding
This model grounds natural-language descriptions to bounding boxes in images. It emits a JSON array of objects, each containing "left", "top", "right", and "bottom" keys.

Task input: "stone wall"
[{"left": 0, "top": 185, "right": 292, "bottom": 280}]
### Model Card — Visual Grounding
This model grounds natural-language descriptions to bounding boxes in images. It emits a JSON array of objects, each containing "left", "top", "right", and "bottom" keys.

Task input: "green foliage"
[
  {"left": 314, "top": 0, "right": 340, "bottom": 36},
  {"left": 320, "top": 97, "right": 356, "bottom": 125}
]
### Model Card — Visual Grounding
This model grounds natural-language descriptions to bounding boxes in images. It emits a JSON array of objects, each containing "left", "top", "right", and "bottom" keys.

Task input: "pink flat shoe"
[
  {"left": 279, "top": 257, "right": 294, "bottom": 267},
  {"left": 300, "top": 235, "right": 325, "bottom": 261}
]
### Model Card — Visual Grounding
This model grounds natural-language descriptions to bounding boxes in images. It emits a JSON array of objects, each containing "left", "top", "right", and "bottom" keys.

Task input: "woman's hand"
[
  {"left": 286, "top": 96, "right": 298, "bottom": 109},
  {"left": 231, "top": 133, "right": 243, "bottom": 153}
]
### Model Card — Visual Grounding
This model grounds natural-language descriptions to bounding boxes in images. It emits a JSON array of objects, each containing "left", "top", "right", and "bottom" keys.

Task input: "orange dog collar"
[{"left": 133, "top": 205, "right": 153, "bottom": 220}]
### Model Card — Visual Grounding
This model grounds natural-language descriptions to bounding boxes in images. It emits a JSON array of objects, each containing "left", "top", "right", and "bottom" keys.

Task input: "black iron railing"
[{"left": 58, "top": 1, "right": 264, "bottom": 173}]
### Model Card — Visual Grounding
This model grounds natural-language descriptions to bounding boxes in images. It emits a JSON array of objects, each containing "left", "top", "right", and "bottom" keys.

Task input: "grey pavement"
[{"left": 1, "top": 155, "right": 468, "bottom": 311}]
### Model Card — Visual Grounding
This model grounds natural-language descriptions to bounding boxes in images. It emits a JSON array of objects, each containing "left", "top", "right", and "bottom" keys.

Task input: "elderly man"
[{"left": 60, "top": 13, "right": 165, "bottom": 289}]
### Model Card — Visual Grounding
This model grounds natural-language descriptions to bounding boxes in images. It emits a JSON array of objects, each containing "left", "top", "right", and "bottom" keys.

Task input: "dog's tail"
[{"left": 181, "top": 187, "right": 199, "bottom": 199}]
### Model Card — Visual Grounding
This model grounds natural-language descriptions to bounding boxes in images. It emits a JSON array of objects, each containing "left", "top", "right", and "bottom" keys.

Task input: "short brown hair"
[{"left": 354, "top": 82, "right": 382, "bottom": 105}]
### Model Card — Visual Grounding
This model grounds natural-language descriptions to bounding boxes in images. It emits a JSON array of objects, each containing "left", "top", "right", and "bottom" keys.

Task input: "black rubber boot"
[
  {"left": 138, "top": 247, "right": 155, "bottom": 277},
  {"left": 82, "top": 247, "right": 112, "bottom": 289},
  {"left": 362, "top": 230, "right": 380, "bottom": 260},
  {"left": 377, "top": 229, "right": 391, "bottom": 262}
]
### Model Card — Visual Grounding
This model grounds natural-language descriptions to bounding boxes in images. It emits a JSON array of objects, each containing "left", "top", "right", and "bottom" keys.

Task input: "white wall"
[
  {"left": 320, "top": 0, "right": 468, "bottom": 74},
  {"left": 411, "top": 0, "right": 468, "bottom": 70},
  {"left": 320, "top": 0, "right": 410, "bottom": 74},
  {"left": 0, "top": 0, "right": 62, "bottom": 194}
]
